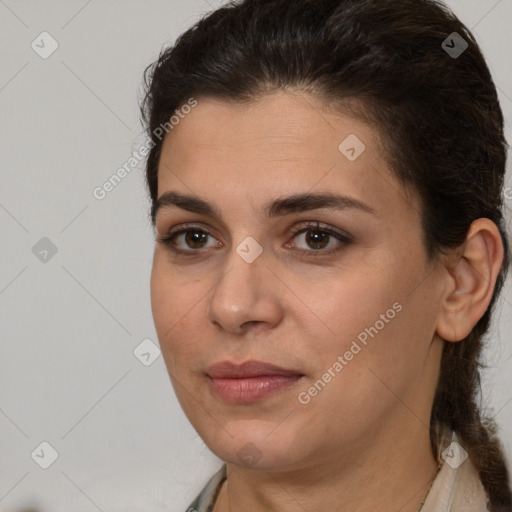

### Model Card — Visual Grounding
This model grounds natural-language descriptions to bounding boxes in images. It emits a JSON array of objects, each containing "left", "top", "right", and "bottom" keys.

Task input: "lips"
[
  {"left": 206, "top": 360, "right": 303, "bottom": 379},
  {"left": 206, "top": 360, "right": 305, "bottom": 403}
]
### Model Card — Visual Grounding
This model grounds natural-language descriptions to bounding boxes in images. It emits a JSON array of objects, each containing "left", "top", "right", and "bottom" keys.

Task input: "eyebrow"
[{"left": 151, "top": 190, "right": 377, "bottom": 223}]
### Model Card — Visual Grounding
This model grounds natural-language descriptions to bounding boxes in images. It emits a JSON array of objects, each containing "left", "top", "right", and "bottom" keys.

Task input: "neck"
[{"left": 214, "top": 422, "right": 439, "bottom": 512}]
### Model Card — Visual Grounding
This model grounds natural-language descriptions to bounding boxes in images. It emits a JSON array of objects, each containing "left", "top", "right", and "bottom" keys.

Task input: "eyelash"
[{"left": 156, "top": 222, "right": 352, "bottom": 259}]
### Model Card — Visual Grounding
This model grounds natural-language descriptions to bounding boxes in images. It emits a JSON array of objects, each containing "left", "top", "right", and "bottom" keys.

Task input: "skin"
[{"left": 149, "top": 91, "right": 503, "bottom": 512}]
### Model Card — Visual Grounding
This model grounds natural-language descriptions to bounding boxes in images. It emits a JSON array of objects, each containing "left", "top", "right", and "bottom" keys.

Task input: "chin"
[{"left": 201, "top": 420, "right": 303, "bottom": 470}]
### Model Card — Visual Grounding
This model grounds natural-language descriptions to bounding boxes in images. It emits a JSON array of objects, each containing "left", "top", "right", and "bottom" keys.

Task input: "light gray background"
[{"left": 1, "top": 1, "right": 511, "bottom": 511}]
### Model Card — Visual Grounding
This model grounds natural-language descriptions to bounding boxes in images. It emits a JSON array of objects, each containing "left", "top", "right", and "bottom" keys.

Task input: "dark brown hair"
[{"left": 139, "top": 0, "right": 511, "bottom": 507}]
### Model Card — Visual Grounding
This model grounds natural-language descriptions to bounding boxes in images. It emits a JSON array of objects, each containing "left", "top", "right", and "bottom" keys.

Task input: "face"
[{"left": 150, "top": 91, "right": 446, "bottom": 472}]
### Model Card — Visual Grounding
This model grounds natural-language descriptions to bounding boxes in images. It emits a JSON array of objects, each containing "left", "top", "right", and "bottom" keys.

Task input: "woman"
[{"left": 140, "top": 0, "right": 512, "bottom": 510}]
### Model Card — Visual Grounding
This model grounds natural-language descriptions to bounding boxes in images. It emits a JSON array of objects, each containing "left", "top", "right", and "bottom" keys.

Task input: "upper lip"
[{"left": 206, "top": 360, "right": 303, "bottom": 379}]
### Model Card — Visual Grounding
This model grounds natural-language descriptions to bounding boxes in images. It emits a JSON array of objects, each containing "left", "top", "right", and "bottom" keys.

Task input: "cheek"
[
  {"left": 309, "top": 280, "right": 435, "bottom": 411},
  {"left": 150, "top": 253, "right": 192, "bottom": 331},
  {"left": 150, "top": 262, "right": 185, "bottom": 353},
  {"left": 150, "top": 259, "right": 209, "bottom": 368},
  {"left": 150, "top": 262, "right": 173, "bottom": 338},
  {"left": 293, "top": 305, "right": 422, "bottom": 441},
  {"left": 294, "top": 258, "right": 425, "bottom": 393},
  {"left": 300, "top": 269, "right": 399, "bottom": 348}
]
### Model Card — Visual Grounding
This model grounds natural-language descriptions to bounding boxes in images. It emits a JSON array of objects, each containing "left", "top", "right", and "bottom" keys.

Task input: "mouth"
[{"left": 206, "top": 360, "right": 305, "bottom": 403}]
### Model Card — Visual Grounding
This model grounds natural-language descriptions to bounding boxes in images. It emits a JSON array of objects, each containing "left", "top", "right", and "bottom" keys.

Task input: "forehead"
[
  {"left": 156, "top": 91, "right": 418, "bottom": 222},
  {"left": 160, "top": 92, "right": 372, "bottom": 165}
]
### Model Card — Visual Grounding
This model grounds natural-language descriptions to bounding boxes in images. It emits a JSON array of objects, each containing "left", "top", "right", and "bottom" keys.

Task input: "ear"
[{"left": 436, "top": 218, "right": 504, "bottom": 342}]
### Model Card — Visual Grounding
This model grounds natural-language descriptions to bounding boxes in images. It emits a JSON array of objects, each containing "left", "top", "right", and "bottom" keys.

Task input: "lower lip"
[{"left": 208, "top": 375, "right": 303, "bottom": 403}]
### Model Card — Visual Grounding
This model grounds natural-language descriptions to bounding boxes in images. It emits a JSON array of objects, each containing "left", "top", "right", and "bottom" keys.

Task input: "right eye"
[{"left": 156, "top": 225, "right": 222, "bottom": 255}]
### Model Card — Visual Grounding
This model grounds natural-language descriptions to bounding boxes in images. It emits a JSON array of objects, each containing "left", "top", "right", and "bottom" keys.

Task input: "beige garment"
[{"left": 422, "top": 428, "right": 489, "bottom": 511}]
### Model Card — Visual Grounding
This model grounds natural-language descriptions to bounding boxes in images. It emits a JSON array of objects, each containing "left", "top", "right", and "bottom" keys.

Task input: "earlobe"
[{"left": 435, "top": 218, "right": 504, "bottom": 343}]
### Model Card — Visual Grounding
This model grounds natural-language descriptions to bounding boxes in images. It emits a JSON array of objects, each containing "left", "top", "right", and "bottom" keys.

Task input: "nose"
[{"left": 207, "top": 242, "right": 284, "bottom": 336}]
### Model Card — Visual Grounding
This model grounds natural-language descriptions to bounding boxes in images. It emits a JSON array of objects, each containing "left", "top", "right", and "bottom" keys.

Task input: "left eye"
[
  {"left": 291, "top": 227, "right": 345, "bottom": 251},
  {"left": 284, "top": 223, "right": 353, "bottom": 257}
]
